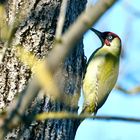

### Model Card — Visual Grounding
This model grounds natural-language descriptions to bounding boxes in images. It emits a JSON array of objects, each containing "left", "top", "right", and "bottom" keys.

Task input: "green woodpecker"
[{"left": 81, "top": 28, "right": 121, "bottom": 115}]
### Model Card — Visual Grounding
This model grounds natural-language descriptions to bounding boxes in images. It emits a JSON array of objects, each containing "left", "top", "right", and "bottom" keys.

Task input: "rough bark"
[{"left": 0, "top": 0, "right": 87, "bottom": 139}]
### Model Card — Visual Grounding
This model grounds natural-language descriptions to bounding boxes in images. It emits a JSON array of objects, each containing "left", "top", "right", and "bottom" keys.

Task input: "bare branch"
[
  {"left": 36, "top": 112, "right": 140, "bottom": 123},
  {"left": 16, "top": 46, "right": 60, "bottom": 99},
  {"left": 2, "top": 111, "right": 140, "bottom": 138},
  {"left": 55, "top": 0, "right": 68, "bottom": 40},
  {"left": 115, "top": 85, "right": 140, "bottom": 94}
]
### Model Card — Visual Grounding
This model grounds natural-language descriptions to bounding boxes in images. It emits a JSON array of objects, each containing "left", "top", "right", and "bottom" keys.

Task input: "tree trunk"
[{"left": 0, "top": 0, "right": 87, "bottom": 139}]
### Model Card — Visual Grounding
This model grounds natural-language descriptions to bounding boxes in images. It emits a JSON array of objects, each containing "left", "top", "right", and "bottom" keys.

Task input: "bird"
[{"left": 81, "top": 28, "right": 121, "bottom": 115}]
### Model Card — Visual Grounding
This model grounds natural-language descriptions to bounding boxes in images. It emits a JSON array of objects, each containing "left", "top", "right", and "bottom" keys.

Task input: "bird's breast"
[{"left": 83, "top": 55, "right": 119, "bottom": 111}]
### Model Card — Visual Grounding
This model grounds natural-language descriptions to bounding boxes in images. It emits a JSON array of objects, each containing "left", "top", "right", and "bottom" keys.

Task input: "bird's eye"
[{"left": 108, "top": 35, "right": 113, "bottom": 40}]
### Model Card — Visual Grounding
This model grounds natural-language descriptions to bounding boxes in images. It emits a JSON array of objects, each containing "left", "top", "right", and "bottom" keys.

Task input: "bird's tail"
[{"left": 79, "top": 106, "right": 96, "bottom": 123}]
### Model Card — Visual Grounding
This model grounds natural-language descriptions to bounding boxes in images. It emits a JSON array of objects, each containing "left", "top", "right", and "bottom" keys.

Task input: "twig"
[
  {"left": 55, "top": 0, "right": 68, "bottom": 40},
  {"left": 36, "top": 112, "right": 140, "bottom": 123},
  {"left": 115, "top": 85, "right": 140, "bottom": 94}
]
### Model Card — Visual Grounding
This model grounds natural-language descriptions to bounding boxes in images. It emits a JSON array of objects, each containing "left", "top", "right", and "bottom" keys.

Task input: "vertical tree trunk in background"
[{"left": 0, "top": 0, "right": 87, "bottom": 139}]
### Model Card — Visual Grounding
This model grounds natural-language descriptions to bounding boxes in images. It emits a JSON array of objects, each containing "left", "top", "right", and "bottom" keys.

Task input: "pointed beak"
[{"left": 90, "top": 28, "right": 104, "bottom": 45}]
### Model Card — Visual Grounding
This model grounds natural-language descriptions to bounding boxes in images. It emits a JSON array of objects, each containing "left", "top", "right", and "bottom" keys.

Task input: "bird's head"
[{"left": 90, "top": 28, "right": 121, "bottom": 56}]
